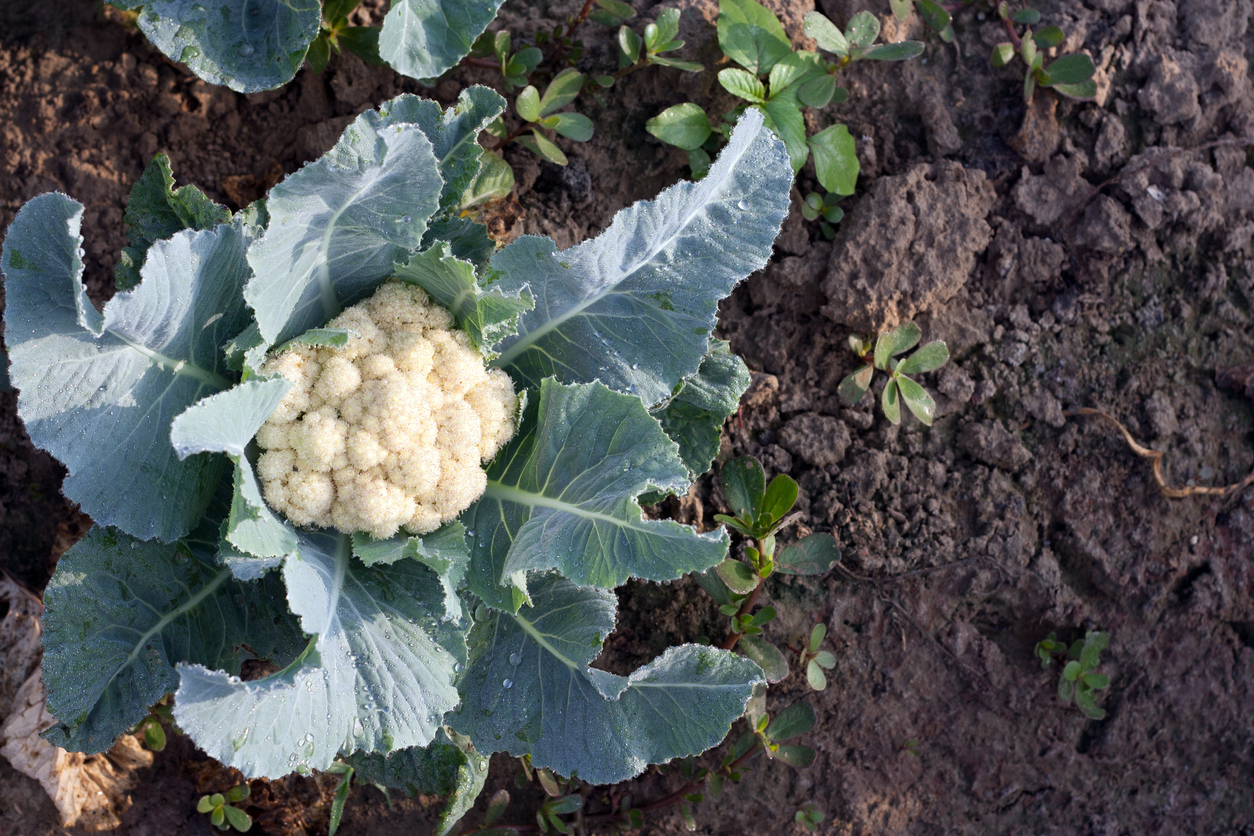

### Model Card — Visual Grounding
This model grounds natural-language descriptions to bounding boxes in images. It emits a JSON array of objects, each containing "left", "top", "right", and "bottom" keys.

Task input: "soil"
[{"left": 2, "top": 0, "right": 1253, "bottom": 835}]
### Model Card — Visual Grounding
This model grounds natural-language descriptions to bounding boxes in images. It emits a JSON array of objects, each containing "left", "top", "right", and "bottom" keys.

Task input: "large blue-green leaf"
[
  {"left": 351, "top": 523, "right": 471, "bottom": 617},
  {"left": 650, "top": 339, "right": 751, "bottom": 481},
  {"left": 349, "top": 729, "right": 489, "bottom": 836},
  {"left": 40, "top": 520, "right": 302, "bottom": 754},
  {"left": 368, "top": 87, "right": 507, "bottom": 218},
  {"left": 170, "top": 377, "right": 298, "bottom": 559},
  {"left": 488, "top": 108, "right": 791, "bottom": 408},
  {"left": 450, "top": 575, "right": 763, "bottom": 783},
  {"left": 115, "top": 153, "right": 230, "bottom": 291},
  {"left": 135, "top": 0, "right": 322, "bottom": 94},
  {"left": 244, "top": 113, "right": 443, "bottom": 345},
  {"left": 393, "top": 242, "right": 532, "bottom": 354},
  {"left": 173, "top": 530, "right": 465, "bottom": 777},
  {"left": 462, "top": 380, "right": 729, "bottom": 611},
  {"left": 379, "top": 0, "right": 507, "bottom": 82},
  {"left": 2, "top": 194, "right": 251, "bottom": 542},
  {"left": 346, "top": 732, "right": 465, "bottom": 798}
]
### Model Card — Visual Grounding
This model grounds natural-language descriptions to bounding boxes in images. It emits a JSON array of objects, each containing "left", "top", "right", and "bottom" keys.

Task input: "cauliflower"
[{"left": 255, "top": 281, "right": 518, "bottom": 539}]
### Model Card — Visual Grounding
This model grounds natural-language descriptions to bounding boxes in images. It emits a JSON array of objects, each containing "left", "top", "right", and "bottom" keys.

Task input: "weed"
[
  {"left": 1036, "top": 630, "right": 1111, "bottom": 720},
  {"left": 899, "top": 0, "right": 1097, "bottom": 102},
  {"left": 197, "top": 784, "right": 252, "bottom": 832},
  {"left": 838, "top": 322, "right": 950, "bottom": 425},
  {"left": 647, "top": 0, "right": 922, "bottom": 236}
]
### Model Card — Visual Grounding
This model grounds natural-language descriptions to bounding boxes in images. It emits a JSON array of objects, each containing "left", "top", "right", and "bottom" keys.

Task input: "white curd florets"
[{"left": 255, "top": 281, "right": 518, "bottom": 539}]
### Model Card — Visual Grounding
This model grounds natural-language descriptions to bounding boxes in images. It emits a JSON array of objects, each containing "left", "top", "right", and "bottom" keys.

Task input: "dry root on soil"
[{"left": 1070, "top": 407, "right": 1254, "bottom": 498}]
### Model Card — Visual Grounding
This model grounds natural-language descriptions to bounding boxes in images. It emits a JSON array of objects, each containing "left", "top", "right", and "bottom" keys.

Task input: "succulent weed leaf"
[
  {"left": 136, "top": 0, "right": 322, "bottom": 94},
  {"left": 895, "top": 340, "right": 948, "bottom": 375},
  {"left": 41, "top": 518, "right": 302, "bottom": 753},
  {"left": 889, "top": 321, "right": 922, "bottom": 355},
  {"left": 174, "top": 529, "right": 465, "bottom": 777},
  {"left": 873, "top": 330, "right": 894, "bottom": 370},
  {"left": 896, "top": 375, "right": 936, "bottom": 425},
  {"left": 772, "top": 536, "right": 842, "bottom": 576},
  {"left": 465, "top": 380, "right": 729, "bottom": 605},
  {"left": 245, "top": 117, "right": 443, "bottom": 345},
  {"left": 837, "top": 363, "right": 874, "bottom": 405},
  {"left": 380, "top": 0, "right": 508, "bottom": 82},
  {"left": 450, "top": 575, "right": 763, "bottom": 784},
  {"left": 489, "top": 108, "right": 791, "bottom": 407},
  {"left": 3, "top": 196, "right": 251, "bottom": 542},
  {"left": 881, "top": 377, "right": 901, "bottom": 424},
  {"left": 721, "top": 456, "right": 766, "bottom": 521}
]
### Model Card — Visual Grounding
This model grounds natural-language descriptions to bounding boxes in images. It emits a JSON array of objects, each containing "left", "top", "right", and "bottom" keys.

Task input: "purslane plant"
[
  {"left": 898, "top": 0, "right": 1097, "bottom": 102},
  {"left": 1, "top": 89, "right": 793, "bottom": 832},
  {"left": 647, "top": 0, "right": 921, "bottom": 231},
  {"left": 838, "top": 322, "right": 949, "bottom": 425}
]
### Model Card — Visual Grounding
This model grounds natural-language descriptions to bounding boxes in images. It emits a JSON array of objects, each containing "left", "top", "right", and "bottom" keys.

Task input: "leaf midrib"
[{"left": 491, "top": 124, "right": 757, "bottom": 368}]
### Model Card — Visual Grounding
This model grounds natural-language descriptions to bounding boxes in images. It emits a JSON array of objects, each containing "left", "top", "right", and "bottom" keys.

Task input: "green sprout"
[
  {"left": 462, "top": 6, "right": 701, "bottom": 182},
  {"left": 838, "top": 322, "right": 949, "bottom": 425},
  {"left": 197, "top": 784, "right": 252, "bottom": 832},
  {"left": 647, "top": 0, "right": 921, "bottom": 220},
  {"left": 1037, "top": 630, "right": 1112, "bottom": 720},
  {"left": 898, "top": 0, "right": 1096, "bottom": 101},
  {"left": 796, "top": 803, "right": 826, "bottom": 832},
  {"left": 801, "top": 623, "right": 837, "bottom": 690},
  {"left": 306, "top": 0, "right": 383, "bottom": 74}
]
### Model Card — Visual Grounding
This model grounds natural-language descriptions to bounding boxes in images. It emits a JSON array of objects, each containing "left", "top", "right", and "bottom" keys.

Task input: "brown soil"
[{"left": 2, "top": 0, "right": 1253, "bottom": 835}]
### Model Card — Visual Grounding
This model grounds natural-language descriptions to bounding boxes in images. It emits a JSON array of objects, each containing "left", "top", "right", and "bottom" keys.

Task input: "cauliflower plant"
[{"left": 255, "top": 281, "right": 518, "bottom": 539}]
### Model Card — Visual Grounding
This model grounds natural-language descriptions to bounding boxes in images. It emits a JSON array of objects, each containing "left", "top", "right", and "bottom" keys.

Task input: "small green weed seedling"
[
  {"left": 306, "top": 0, "right": 384, "bottom": 74},
  {"left": 647, "top": 0, "right": 921, "bottom": 235},
  {"left": 801, "top": 623, "right": 838, "bottom": 690},
  {"left": 197, "top": 784, "right": 252, "bottom": 832},
  {"left": 838, "top": 322, "right": 949, "bottom": 425},
  {"left": 895, "top": 0, "right": 1096, "bottom": 102},
  {"left": 458, "top": 4, "right": 703, "bottom": 195},
  {"left": 1036, "top": 630, "right": 1111, "bottom": 720},
  {"left": 796, "top": 803, "right": 825, "bottom": 832}
]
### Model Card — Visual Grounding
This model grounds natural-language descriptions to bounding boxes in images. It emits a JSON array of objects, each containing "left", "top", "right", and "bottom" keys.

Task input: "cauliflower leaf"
[
  {"left": 451, "top": 575, "right": 763, "bottom": 784},
  {"left": 464, "top": 379, "right": 729, "bottom": 611},
  {"left": 2, "top": 196, "right": 253, "bottom": 542},
  {"left": 488, "top": 107, "right": 791, "bottom": 408}
]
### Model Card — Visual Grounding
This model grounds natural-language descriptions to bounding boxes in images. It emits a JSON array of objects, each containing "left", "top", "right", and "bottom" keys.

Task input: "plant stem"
[
  {"left": 1001, "top": 16, "right": 1022, "bottom": 47},
  {"left": 544, "top": 0, "right": 597, "bottom": 69},
  {"left": 720, "top": 536, "right": 768, "bottom": 652}
]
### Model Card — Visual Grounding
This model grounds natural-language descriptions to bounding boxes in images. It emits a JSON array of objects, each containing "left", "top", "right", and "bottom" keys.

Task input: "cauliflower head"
[{"left": 255, "top": 281, "right": 518, "bottom": 539}]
